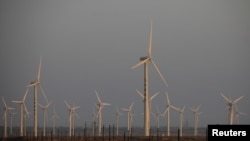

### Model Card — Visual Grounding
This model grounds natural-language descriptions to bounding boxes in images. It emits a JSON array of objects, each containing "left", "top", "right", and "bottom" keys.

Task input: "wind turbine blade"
[
  {"left": 151, "top": 60, "right": 168, "bottom": 87},
  {"left": 181, "top": 106, "right": 185, "bottom": 112},
  {"left": 38, "top": 103, "right": 44, "bottom": 108},
  {"left": 64, "top": 100, "right": 71, "bottom": 109},
  {"left": 171, "top": 105, "right": 180, "bottom": 112},
  {"left": 136, "top": 89, "right": 144, "bottom": 99},
  {"left": 129, "top": 102, "right": 134, "bottom": 110},
  {"left": 95, "top": 90, "right": 102, "bottom": 103},
  {"left": 37, "top": 56, "right": 42, "bottom": 82},
  {"left": 39, "top": 84, "right": 49, "bottom": 104},
  {"left": 23, "top": 88, "right": 29, "bottom": 101},
  {"left": 196, "top": 105, "right": 201, "bottom": 111},
  {"left": 23, "top": 103, "right": 29, "bottom": 116},
  {"left": 102, "top": 103, "right": 111, "bottom": 106},
  {"left": 12, "top": 100, "right": 22, "bottom": 104},
  {"left": 2, "top": 96, "right": 7, "bottom": 107},
  {"left": 220, "top": 92, "right": 231, "bottom": 103},
  {"left": 163, "top": 106, "right": 169, "bottom": 116},
  {"left": 122, "top": 108, "right": 129, "bottom": 112},
  {"left": 46, "top": 101, "right": 53, "bottom": 108},
  {"left": 148, "top": 19, "right": 153, "bottom": 58},
  {"left": 149, "top": 92, "right": 159, "bottom": 101},
  {"left": 131, "top": 58, "right": 150, "bottom": 69},
  {"left": 165, "top": 91, "right": 171, "bottom": 105},
  {"left": 72, "top": 106, "right": 80, "bottom": 110},
  {"left": 233, "top": 96, "right": 244, "bottom": 104}
]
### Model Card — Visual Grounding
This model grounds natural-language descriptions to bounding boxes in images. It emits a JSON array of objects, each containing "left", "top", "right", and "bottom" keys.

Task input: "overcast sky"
[{"left": 1, "top": 0, "right": 249, "bottom": 129}]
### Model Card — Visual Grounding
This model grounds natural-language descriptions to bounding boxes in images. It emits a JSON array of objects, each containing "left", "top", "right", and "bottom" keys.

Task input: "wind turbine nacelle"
[{"left": 140, "top": 57, "right": 148, "bottom": 61}]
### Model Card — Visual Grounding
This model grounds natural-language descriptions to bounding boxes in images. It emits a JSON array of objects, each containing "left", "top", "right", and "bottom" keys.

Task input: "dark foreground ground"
[{"left": 0, "top": 136, "right": 206, "bottom": 141}]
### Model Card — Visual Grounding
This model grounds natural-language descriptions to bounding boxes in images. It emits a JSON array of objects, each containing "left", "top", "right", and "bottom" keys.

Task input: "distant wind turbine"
[
  {"left": 95, "top": 90, "right": 111, "bottom": 136},
  {"left": 220, "top": 92, "right": 244, "bottom": 125},
  {"left": 50, "top": 106, "right": 60, "bottom": 136},
  {"left": 163, "top": 91, "right": 173, "bottom": 136},
  {"left": 151, "top": 105, "right": 163, "bottom": 129},
  {"left": 122, "top": 102, "right": 134, "bottom": 136},
  {"left": 171, "top": 105, "right": 185, "bottom": 137},
  {"left": 131, "top": 19, "right": 168, "bottom": 136},
  {"left": 190, "top": 105, "right": 201, "bottom": 136},
  {"left": 26, "top": 57, "right": 49, "bottom": 137},
  {"left": 2, "top": 96, "right": 15, "bottom": 138},
  {"left": 234, "top": 104, "right": 247, "bottom": 124},
  {"left": 115, "top": 106, "right": 122, "bottom": 136},
  {"left": 64, "top": 100, "right": 80, "bottom": 136},
  {"left": 12, "top": 88, "right": 29, "bottom": 136},
  {"left": 38, "top": 101, "right": 52, "bottom": 136},
  {"left": 9, "top": 110, "right": 16, "bottom": 136}
]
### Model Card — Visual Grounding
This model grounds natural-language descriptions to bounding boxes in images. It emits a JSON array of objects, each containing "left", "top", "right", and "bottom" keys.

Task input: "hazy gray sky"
[{"left": 1, "top": 0, "right": 249, "bottom": 128}]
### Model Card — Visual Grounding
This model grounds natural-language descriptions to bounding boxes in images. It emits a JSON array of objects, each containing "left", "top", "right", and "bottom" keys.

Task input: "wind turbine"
[
  {"left": 220, "top": 92, "right": 244, "bottom": 125},
  {"left": 64, "top": 100, "right": 80, "bottom": 136},
  {"left": 163, "top": 91, "right": 173, "bottom": 136},
  {"left": 131, "top": 19, "right": 168, "bottom": 136},
  {"left": 151, "top": 105, "right": 163, "bottom": 129},
  {"left": 23, "top": 110, "right": 32, "bottom": 136},
  {"left": 234, "top": 104, "right": 247, "bottom": 124},
  {"left": 115, "top": 106, "right": 122, "bottom": 136},
  {"left": 122, "top": 102, "right": 134, "bottom": 136},
  {"left": 95, "top": 90, "right": 111, "bottom": 136},
  {"left": 71, "top": 103, "right": 80, "bottom": 136},
  {"left": 171, "top": 105, "right": 185, "bottom": 136},
  {"left": 50, "top": 106, "right": 60, "bottom": 136},
  {"left": 190, "top": 105, "right": 201, "bottom": 136},
  {"left": 2, "top": 96, "right": 15, "bottom": 138},
  {"left": 91, "top": 107, "right": 98, "bottom": 136},
  {"left": 12, "top": 87, "right": 29, "bottom": 136},
  {"left": 38, "top": 101, "right": 52, "bottom": 136},
  {"left": 26, "top": 57, "right": 49, "bottom": 137}
]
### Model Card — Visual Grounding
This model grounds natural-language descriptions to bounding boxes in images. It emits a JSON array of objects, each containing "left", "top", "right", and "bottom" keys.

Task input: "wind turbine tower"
[{"left": 131, "top": 19, "right": 168, "bottom": 136}]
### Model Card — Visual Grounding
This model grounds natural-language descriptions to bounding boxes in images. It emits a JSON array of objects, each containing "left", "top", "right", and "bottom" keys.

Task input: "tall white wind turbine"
[
  {"left": 122, "top": 102, "right": 134, "bottom": 136},
  {"left": 190, "top": 105, "right": 201, "bottom": 136},
  {"left": 50, "top": 107, "right": 60, "bottom": 136},
  {"left": 64, "top": 100, "right": 80, "bottom": 136},
  {"left": 115, "top": 106, "right": 122, "bottom": 136},
  {"left": 26, "top": 57, "right": 49, "bottom": 137},
  {"left": 163, "top": 91, "right": 173, "bottom": 136},
  {"left": 220, "top": 92, "right": 244, "bottom": 125},
  {"left": 95, "top": 90, "right": 111, "bottom": 136},
  {"left": 234, "top": 104, "right": 247, "bottom": 124},
  {"left": 38, "top": 101, "right": 52, "bottom": 136},
  {"left": 2, "top": 96, "right": 15, "bottom": 138},
  {"left": 12, "top": 88, "right": 29, "bottom": 136},
  {"left": 171, "top": 105, "right": 185, "bottom": 137},
  {"left": 131, "top": 19, "right": 168, "bottom": 136}
]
